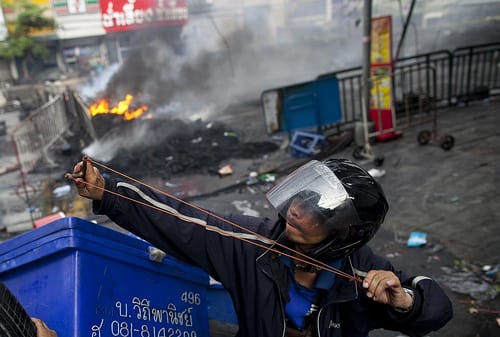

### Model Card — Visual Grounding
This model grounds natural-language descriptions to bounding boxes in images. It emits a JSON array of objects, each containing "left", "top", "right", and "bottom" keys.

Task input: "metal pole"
[
  {"left": 361, "top": 0, "right": 373, "bottom": 158},
  {"left": 395, "top": 0, "right": 416, "bottom": 61}
]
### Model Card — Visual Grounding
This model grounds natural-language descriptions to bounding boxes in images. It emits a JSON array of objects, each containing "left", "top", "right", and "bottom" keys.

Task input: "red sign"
[{"left": 100, "top": 0, "right": 188, "bottom": 33}]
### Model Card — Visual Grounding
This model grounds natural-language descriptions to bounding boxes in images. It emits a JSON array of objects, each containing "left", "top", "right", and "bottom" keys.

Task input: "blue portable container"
[
  {"left": 261, "top": 74, "right": 342, "bottom": 134},
  {"left": 0, "top": 217, "right": 210, "bottom": 337},
  {"left": 206, "top": 280, "right": 238, "bottom": 326}
]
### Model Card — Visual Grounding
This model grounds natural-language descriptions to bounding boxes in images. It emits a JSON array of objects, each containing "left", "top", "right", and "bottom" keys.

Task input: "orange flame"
[{"left": 88, "top": 94, "right": 148, "bottom": 121}]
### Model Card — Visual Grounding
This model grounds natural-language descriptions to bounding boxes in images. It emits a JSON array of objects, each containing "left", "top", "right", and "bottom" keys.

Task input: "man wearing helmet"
[{"left": 72, "top": 158, "right": 452, "bottom": 337}]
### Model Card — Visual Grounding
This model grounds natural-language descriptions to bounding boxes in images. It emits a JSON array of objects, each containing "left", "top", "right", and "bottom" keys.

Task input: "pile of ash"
[{"left": 86, "top": 115, "right": 279, "bottom": 180}]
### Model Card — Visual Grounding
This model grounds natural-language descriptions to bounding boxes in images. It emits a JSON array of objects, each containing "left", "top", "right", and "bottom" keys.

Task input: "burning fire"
[{"left": 88, "top": 94, "right": 148, "bottom": 120}]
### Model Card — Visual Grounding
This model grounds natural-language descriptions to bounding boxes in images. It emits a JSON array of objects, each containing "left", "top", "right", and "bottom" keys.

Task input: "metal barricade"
[{"left": 11, "top": 95, "right": 69, "bottom": 173}]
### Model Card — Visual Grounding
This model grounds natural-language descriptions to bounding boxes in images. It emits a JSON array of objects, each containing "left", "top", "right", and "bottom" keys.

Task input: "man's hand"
[
  {"left": 31, "top": 318, "right": 57, "bottom": 337},
  {"left": 72, "top": 159, "right": 105, "bottom": 201},
  {"left": 362, "top": 270, "right": 414, "bottom": 311}
]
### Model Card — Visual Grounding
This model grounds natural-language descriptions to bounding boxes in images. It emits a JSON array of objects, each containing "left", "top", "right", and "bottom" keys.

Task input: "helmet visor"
[{"left": 266, "top": 160, "right": 361, "bottom": 235}]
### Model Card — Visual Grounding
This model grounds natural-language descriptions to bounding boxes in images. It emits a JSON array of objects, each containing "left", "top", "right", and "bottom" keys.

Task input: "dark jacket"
[{"left": 94, "top": 178, "right": 453, "bottom": 337}]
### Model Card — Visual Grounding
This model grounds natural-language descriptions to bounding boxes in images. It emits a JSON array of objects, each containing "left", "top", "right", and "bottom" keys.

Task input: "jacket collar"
[{"left": 256, "top": 248, "right": 359, "bottom": 304}]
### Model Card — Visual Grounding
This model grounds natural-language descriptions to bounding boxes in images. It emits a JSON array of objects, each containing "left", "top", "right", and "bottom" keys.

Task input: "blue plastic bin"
[
  {"left": 206, "top": 280, "right": 238, "bottom": 325},
  {"left": 0, "top": 217, "right": 210, "bottom": 337}
]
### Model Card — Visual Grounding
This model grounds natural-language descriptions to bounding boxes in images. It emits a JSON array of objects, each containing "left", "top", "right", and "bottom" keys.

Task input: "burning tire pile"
[{"left": 89, "top": 115, "right": 280, "bottom": 180}]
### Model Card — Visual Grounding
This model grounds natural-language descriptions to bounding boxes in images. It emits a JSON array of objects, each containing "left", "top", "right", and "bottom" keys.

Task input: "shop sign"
[
  {"left": 100, "top": 0, "right": 188, "bottom": 33},
  {"left": 53, "top": 0, "right": 101, "bottom": 15}
]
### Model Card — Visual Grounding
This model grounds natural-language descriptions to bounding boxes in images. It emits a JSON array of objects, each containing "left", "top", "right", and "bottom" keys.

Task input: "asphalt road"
[{"left": 190, "top": 98, "right": 500, "bottom": 336}]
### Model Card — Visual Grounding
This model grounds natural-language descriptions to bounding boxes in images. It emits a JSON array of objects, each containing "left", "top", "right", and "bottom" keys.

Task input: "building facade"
[
  {"left": 0, "top": 0, "right": 362, "bottom": 84},
  {"left": 0, "top": 0, "right": 190, "bottom": 83}
]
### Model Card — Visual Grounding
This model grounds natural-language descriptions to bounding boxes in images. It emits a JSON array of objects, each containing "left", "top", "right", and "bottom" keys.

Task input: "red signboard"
[{"left": 100, "top": 0, "right": 188, "bottom": 33}]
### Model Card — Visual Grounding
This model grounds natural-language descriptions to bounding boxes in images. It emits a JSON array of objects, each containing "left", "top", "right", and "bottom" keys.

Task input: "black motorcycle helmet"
[{"left": 266, "top": 158, "right": 388, "bottom": 262}]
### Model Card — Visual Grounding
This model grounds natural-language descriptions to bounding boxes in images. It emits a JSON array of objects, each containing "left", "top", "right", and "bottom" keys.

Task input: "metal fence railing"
[
  {"left": 72, "top": 92, "right": 97, "bottom": 142},
  {"left": 323, "top": 41, "right": 500, "bottom": 130},
  {"left": 451, "top": 43, "right": 500, "bottom": 103},
  {"left": 11, "top": 95, "right": 68, "bottom": 174}
]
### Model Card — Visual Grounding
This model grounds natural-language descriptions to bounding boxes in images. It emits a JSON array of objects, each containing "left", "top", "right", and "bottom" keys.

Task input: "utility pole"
[{"left": 360, "top": 0, "right": 373, "bottom": 159}]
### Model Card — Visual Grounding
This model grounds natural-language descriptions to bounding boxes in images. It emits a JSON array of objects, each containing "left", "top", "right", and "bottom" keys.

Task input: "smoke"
[
  {"left": 83, "top": 4, "right": 365, "bottom": 121},
  {"left": 82, "top": 119, "right": 154, "bottom": 161},
  {"left": 79, "top": 63, "right": 121, "bottom": 99},
  {"left": 80, "top": 2, "right": 367, "bottom": 161},
  {"left": 97, "top": 26, "right": 256, "bottom": 121}
]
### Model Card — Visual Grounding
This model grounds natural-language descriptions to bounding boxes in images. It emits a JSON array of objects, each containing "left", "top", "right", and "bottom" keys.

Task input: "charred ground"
[{"left": 83, "top": 114, "right": 279, "bottom": 180}]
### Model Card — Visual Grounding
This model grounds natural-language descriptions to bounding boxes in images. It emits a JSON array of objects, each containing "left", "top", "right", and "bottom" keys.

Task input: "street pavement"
[
  {"left": 190, "top": 98, "right": 500, "bottom": 336},
  {"left": 89, "top": 96, "right": 499, "bottom": 336}
]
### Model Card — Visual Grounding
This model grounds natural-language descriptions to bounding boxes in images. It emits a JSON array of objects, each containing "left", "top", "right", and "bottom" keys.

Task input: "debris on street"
[
  {"left": 218, "top": 164, "right": 233, "bottom": 177},
  {"left": 85, "top": 115, "right": 281, "bottom": 179},
  {"left": 368, "top": 167, "right": 386, "bottom": 178},
  {"left": 231, "top": 200, "right": 260, "bottom": 217},
  {"left": 407, "top": 231, "right": 428, "bottom": 247},
  {"left": 439, "top": 266, "right": 498, "bottom": 301}
]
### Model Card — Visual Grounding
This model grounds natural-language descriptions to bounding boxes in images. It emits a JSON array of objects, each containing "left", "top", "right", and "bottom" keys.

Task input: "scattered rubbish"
[
  {"left": 165, "top": 181, "right": 178, "bottom": 188},
  {"left": 469, "top": 307, "right": 479, "bottom": 314},
  {"left": 425, "top": 243, "right": 444, "bottom": 254},
  {"left": 385, "top": 252, "right": 401, "bottom": 259},
  {"left": 439, "top": 270, "right": 498, "bottom": 301},
  {"left": 218, "top": 164, "right": 233, "bottom": 176},
  {"left": 259, "top": 173, "right": 277, "bottom": 183},
  {"left": 191, "top": 137, "right": 203, "bottom": 144},
  {"left": 373, "top": 156, "right": 385, "bottom": 167},
  {"left": 368, "top": 168, "right": 386, "bottom": 178},
  {"left": 246, "top": 171, "right": 259, "bottom": 185},
  {"left": 426, "top": 255, "right": 441, "bottom": 263},
  {"left": 482, "top": 264, "right": 499, "bottom": 281},
  {"left": 407, "top": 231, "right": 427, "bottom": 247},
  {"left": 232, "top": 200, "right": 260, "bottom": 217},
  {"left": 246, "top": 186, "right": 257, "bottom": 194},
  {"left": 95, "top": 118, "right": 279, "bottom": 179},
  {"left": 483, "top": 265, "right": 493, "bottom": 271},
  {"left": 289, "top": 130, "right": 325, "bottom": 157},
  {"left": 52, "top": 185, "right": 71, "bottom": 198}
]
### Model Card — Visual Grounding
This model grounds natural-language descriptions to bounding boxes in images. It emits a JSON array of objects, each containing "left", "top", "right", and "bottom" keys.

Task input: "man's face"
[{"left": 285, "top": 198, "right": 330, "bottom": 247}]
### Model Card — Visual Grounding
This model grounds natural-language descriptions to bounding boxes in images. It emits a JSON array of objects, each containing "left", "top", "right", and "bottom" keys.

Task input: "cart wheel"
[
  {"left": 374, "top": 156, "right": 385, "bottom": 167},
  {"left": 440, "top": 134, "right": 455, "bottom": 151},
  {"left": 417, "top": 130, "right": 432, "bottom": 145},
  {"left": 352, "top": 146, "right": 364, "bottom": 160}
]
